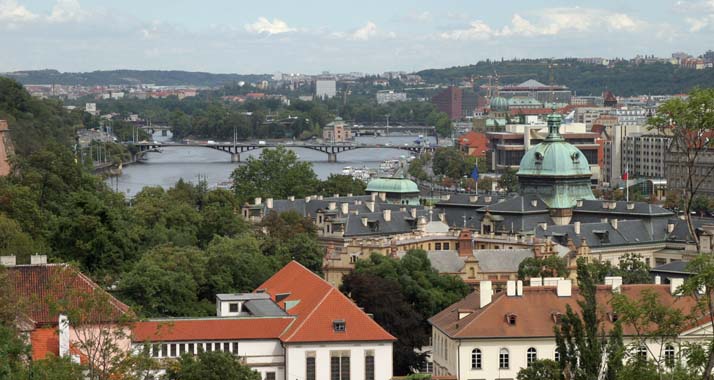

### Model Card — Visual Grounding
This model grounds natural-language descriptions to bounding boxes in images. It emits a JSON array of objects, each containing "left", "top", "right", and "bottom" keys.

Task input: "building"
[
  {"left": 432, "top": 87, "right": 463, "bottom": 121},
  {"left": 376, "top": 90, "right": 407, "bottom": 104},
  {"left": 600, "top": 124, "right": 649, "bottom": 186},
  {"left": 315, "top": 79, "right": 337, "bottom": 99},
  {"left": 612, "top": 107, "right": 650, "bottom": 127},
  {"left": 621, "top": 133, "right": 671, "bottom": 180},
  {"left": 498, "top": 79, "right": 572, "bottom": 104},
  {"left": 132, "top": 261, "right": 395, "bottom": 380},
  {"left": 322, "top": 117, "right": 352, "bottom": 142},
  {"left": 456, "top": 131, "right": 489, "bottom": 158},
  {"left": 429, "top": 279, "right": 708, "bottom": 380},
  {"left": 666, "top": 137, "right": 714, "bottom": 197},
  {"left": 0, "top": 120, "right": 11, "bottom": 176}
]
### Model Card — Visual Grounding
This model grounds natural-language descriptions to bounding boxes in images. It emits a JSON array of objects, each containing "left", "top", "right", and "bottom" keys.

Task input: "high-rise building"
[
  {"left": 431, "top": 86, "right": 463, "bottom": 120},
  {"left": 315, "top": 79, "right": 337, "bottom": 99}
]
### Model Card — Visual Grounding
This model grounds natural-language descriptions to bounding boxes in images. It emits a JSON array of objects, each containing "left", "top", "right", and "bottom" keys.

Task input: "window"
[
  {"left": 264, "top": 372, "right": 275, "bottom": 380},
  {"left": 435, "top": 242, "right": 442, "bottom": 250},
  {"left": 506, "top": 314, "right": 517, "bottom": 325},
  {"left": 554, "top": 349, "right": 560, "bottom": 362},
  {"left": 178, "top": 343, "right": 185, "bottom": 355},
  {"left": 664, "top": 345, "right": 675, "bottom": 367},
  {"left": 471, "top": 348, "right": 482, "bottom": 369},
  {"left": 331, "top": 351, "right": 350, "bottom": 380},
  {"left": 637, "top": 345, "right": 648, "bottom": 360},
  {"left": 365, "top": 350, "right": 375, "bottom": 380},
  {"left": 306, "top": 353, "right": 316, "bottom": 380},
  {"left": 499, "top": 348, "right": 509, "bottom": 369},
  {"left": 232, "top": 342, "right": 238, "bottom": 354},
  {"left": 443, "top": 242, "right": 450, "bottom": 250},
  {"left": 188, "top": 343, "right": 194, "bottom": 355},
  {"left": 350, "top": 255, "right": 357, "bottom": 264},
  {"left": 527, "top": 347, "right": 537, "bottom": 366},
  {"left": 229, "top": 303, "right": 239, "bottom": 313},
  {"left": 223, "top": 342, "right": 230, "bottom": 352},
  {"left": 333, "top": 320, "right": 346, "bottom": 332},
  {"left": 161, "top": 344, "right": 168, "bottom": 357},
  {"left": 151, "top": 344, "right": 160, "bottom": 358}
]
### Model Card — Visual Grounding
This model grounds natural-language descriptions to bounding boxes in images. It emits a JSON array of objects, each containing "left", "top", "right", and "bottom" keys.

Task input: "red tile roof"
[
  {"left": 132, "top": 318, "right": 294, "bottom": 342},
  {"left": 258, "top": 261, "right": 396, "bottom": 343},
  {"left": 456, "top": 131, "right": 488, "bottom": 158},
  {"left": 430, "top": 284, "right": 701, "bottom": 339},
  {"left": 7, "top": 264, "right": 130, "bottom": 326}
]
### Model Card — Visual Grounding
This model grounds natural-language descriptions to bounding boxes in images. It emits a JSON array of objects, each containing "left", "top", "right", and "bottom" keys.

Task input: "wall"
[{"left": 285, "top": 341, "right": 392, "bottom": 380}]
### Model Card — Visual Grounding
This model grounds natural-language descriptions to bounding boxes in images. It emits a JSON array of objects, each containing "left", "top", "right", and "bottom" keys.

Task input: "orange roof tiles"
[
  {"left": 30, "top": 328, "right": 59, "bottom": 360},
  {"left": 258, "top": 261, "right": 396, "bottom": 343},
  {"left": 132, "top": 318, "right": 294, "bottom": 342}
]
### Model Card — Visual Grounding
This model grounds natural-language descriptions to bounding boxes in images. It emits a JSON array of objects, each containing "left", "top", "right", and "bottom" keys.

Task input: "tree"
[
  {"left": 498, "top": 168, "right": 519, "bottom": 193},
  {"left": 679, "top": 255, "right": 714, "bottom": 379},
  {"left": 317, "top": 174, "right": 367, "bottom": 196},
  {"left": 649, "top": 88, "right": 714, "bottom": 251},
  {"left": 555, "top": 257, "right": 624, "bottom": 380},
  {"left": 164, "top": 351, "right": 261, "bottom": 380},
  {"left": 30, "top": 355, "right": 85, "bottom": 380},
  {"left": 432, "top": 147, "right": 473, "bottom": 180},
  {"left": 517, "top": 255, "right": 568, "bottom": 280},
  {"left": 615, "top": 253, "right": 651, "bottom": 284},
  {"left": 231, "top": 147, "right": 319, "bottom": 204},
  {"left": 477, "top": 176, "right": 494, "bottom": 191},
  {"left": 204, "top": 235, "right": 278, "bottom": 295},
  {"left": 516, "top": 359, "right": 561, "bottom": 380},
  {"left": 0, "top": 324, "right": 29, "bottom": 380}
]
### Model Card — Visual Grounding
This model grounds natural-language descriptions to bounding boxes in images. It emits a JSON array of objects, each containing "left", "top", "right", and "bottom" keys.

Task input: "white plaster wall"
[{"left": 285, "top": 342, "right": 392, "bottom": 380}]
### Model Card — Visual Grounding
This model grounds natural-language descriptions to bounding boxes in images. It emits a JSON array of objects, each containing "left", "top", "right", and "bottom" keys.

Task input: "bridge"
[
  {"left": 350, "top": 125, "right": 437, "bottom": 138},
  {"left": 139, "top": 125, "right": 173, "bottom": 136},
  {"left": 131, "top": 141, "right": 436, "bottom": 163}
]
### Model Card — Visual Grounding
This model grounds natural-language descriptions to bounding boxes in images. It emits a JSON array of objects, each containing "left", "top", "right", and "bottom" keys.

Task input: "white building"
[
  {"left": 621, "top": 133, "right": 671, "bottom": 180},
  {"left": 132, "top": 261, "right": 395, "bottom": 380},
  {"left": 315, "top": 79, "right": 337, "bottom": 99},
  {"left": 429, "top": 278, "right": 709, "bottom": 380},
  {"left": 376, "top": 90, "right": 407, "bottom": 104}
]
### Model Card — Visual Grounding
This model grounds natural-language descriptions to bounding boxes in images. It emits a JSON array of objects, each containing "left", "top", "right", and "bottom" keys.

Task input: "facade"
[
  {"left": 432, "top": 86, "right": 463, "bottom": 121},
  {"left": 621, "top": 133, "right": 671, "bottom": 180},
  {"left": 600, "top": 124, "right": 650, "bottom": 186},
  {"left": 0, "top": 120, "right": 10, "bottom": 176},
  {"left": 323, "top": 117, "right": 352, "bottom": 142},
  {"left": 315, "top": 79, "right": 337, "bottom": 99},
  {"left": 613, "top": 107, "right": 650, "bottom": 127},
  {"left": 133, "top": 261, "right": 395, "bottom": 380},
  {"left": 666, "top": 141, "right": 714, "bottom": 197},
  {"left": 498, "top": 79, "right": 572, "bottom": 104},
  {"left": 376, "top": 90, "right": 407, "bottom": 104},
  {"left": 429, "top": 279, "right": 708, "bottom": 380}
]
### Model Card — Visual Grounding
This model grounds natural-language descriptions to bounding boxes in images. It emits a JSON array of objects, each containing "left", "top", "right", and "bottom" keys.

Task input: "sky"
[{"left": 0, "top": 0, "right": 713, "bottom": 74}]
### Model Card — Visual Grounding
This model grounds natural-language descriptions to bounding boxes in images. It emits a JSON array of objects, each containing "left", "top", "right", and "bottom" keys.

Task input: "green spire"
[{"left": 545, "top": 109, "right": 564, "bottom": 142}]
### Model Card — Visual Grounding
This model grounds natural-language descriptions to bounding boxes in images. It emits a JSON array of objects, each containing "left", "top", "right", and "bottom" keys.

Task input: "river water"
[{"left": 109, "top": 133, "right": 438, "bottom": 197}]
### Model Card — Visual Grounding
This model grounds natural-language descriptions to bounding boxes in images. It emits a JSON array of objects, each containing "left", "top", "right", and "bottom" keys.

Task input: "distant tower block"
[{"left": 0, "top": 120, "right": 10, "bottom": 176}]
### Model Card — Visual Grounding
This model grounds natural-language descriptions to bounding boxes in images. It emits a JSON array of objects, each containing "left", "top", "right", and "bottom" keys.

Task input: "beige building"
[{"left": 322, "top": 117, "right": 352, "bottom": 143}]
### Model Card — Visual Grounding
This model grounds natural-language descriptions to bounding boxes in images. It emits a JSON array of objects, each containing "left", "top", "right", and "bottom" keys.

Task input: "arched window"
[
  {"left": 554, "top": 348, "right": 560, "bottom": 362},
  {"left": 527, "top": 347, "right": 537, "bottom": 366},
  {"left": 664, "top": 345, "right": 675, "bottom": 367},
  {"left": 471, "top": 348, "right": 482, "bottom": 369},
  {"left": 499, "top": 348, "right": 509, "bottom": 369}
]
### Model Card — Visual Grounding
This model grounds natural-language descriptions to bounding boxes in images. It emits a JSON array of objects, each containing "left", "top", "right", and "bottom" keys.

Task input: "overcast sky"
[{"left": 1, "top": 0, "right": 712, "bottom": 74}]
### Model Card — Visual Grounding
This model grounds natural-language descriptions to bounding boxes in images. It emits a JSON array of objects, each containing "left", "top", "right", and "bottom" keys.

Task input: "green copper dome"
[
  {"left": 366, "top": 177, "right": 419, "bottom": 194},
  {"left": 490, "top": 96, "right": 508, "bottom": 111}
]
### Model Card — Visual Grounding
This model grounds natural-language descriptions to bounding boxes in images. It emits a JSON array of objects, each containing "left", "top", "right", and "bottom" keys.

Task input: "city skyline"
[{"left": 1, "top": 0, "right": 713, "bottom": 74}]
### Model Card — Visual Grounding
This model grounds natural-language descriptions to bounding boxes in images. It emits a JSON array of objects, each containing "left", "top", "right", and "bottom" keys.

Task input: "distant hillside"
[
  {"left": 417, "top": 59, "right": 714, "bottom": 96},
  {"left": 0, "top": 69, "right": 270, "bottom": 87}
]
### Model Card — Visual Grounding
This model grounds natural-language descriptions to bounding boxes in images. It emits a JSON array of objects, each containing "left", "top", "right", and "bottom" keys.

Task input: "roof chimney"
[
  {"left": 627, "top": 202, "right": 635, "bottom": 210},
  {"left": 361, "top": 217, "right": 368, "bottom": 227},
  {"left": 670, "top": 278, "right": 684, "bottom": 296},
  {"left": 556, "top": 279, "right": 572, "bottom": 297},
  {"left": 254, "top": 197, "right": 262, "bottom": 205},
  {"left": 506, "top": 280, "right": 516, "bottom": 296},
  {"left": 383, "top": 209, "right": 391, "bottom": 222},
  {"left": 347, "top": 193, "right": 353, "bottom": 197},
  {"left": 516, "top": 280, "right": 523, "bottom": 296},
  {"left": 333, "top": 193, "right": 340, "bottom": 198},
  {"left": 0, "top": 255, "right": 16, "bottom": 267},
  {"left": 317, "top": 195, "right": 324, "bottom": 200},
  {"left": 371, "top": 192, "right": 377, "bottom": 201},
  {"left": 410, "top": 207, "right": 417, "bottom": 219},
  {"left": 288, "top": 195, "right": 295, "bottom": 201},
  {"left": 602, "top": 201, "right": 609, "bottom": 209},
  {"left": 667, "top": 223, "right": 675, "bottom": 234},
  {"left": 530, "top": 199, "right": 538, "bottom": 207},
  {"left": 305, "top": 196, "right": 311, "bottom": 202},
  {"left": 654, "top": 275, "right": 661, "bottom": 284},
  {"left": 574, "top": 221, "right": 581, "bottom": 235},
  {"left": 378, "top": 192, "right": 387, "bottom": 202},
  {"left": 341, "top": 202, "right": 349, "bottom": 215},
  {"left": 544, "top": 277, "right": 561, "bottom": 287},
  {"left": 576, "top": 199, "right": 583, "bottom": 207},
  {"left": 605, "top": 276, "right": 623, "bottom": 293},
  {"left": 611, "top": 218, "right": 618, "bottom": 230},
  {"left": 266, "top": 198, "right": 273, "bottom": 209},
  {"left": 30, "top": 255, "right": 47, "bottom": 265},
  {"left": 530, "top": 278, "right": 543, "bottom": 287},
  {"left": 485, "top": 196, "right": 492, "bottom": 203},
  {"left": 366, "top": 201, "right": 375, "bottom": 212},
  {"left": 469, "top": 195, "right": 479, "bottom": 203},
  {"left": 480, "top": 281, "right": 493, "bottom": 308},
  {"left": 328, "top": 202, "right": 337, "bottom": 211}
]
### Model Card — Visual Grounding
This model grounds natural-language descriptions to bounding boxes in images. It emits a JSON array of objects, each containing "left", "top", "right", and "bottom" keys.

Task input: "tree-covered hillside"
[
  {"left": 1, "top": 69, "right": 269, "bottom": 87},
  {"left": 417, "top": 59, "right": 714, "bottom": 96}
]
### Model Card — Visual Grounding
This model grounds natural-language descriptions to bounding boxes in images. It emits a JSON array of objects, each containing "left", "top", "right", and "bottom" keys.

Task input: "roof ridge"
[
  {"left": 281, "top": 286, "right": 335, "bottom": 341},
  {"left": 454, "top": 291, "right": 506, "bottom": 336}
]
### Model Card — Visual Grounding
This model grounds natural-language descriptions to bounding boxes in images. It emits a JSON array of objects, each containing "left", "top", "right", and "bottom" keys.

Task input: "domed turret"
[{"left": 490, "top": 96, "right": 508, "bottom": 112}]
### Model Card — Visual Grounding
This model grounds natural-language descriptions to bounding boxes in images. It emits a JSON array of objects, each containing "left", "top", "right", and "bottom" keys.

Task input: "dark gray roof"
[
  {"left": 216, "top": 293, "right": 270, "bottom": 301},
  {"left": 343, "top": 209, "right": 429, "bottom": 237},
  {"left": 243, "top": 299, "right": 288, "bottom": 316},
  {"left": 479, "top": 195, "right": 550, "bottom": 214},
  {"left": 667, "top": 217, "right": 714, "bottom": 243},
  {"left": 536, "top": 220, "right": 660, "bottom": 248},
  {"left": 651, "top": 261, "right": 691, "bottom": 275},
  {"left": 435, "top": 193, "right": 509, "bottom": 208},
  {"left": 473, "top": 249, "right": 533, "bottom": 272},
  {"left": 573, "top": 200, "right": 673, "bottom": 217}
]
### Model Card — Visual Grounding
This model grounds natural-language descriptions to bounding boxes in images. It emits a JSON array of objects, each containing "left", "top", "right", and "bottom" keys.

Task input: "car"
[{"left": 258, "top": 140, "right": 266, "bottom": 145}]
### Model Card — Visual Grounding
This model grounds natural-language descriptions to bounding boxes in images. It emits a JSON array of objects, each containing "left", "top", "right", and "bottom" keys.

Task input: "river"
[{"left": 109, "top": 133, "right": 438, "bottom": 197}]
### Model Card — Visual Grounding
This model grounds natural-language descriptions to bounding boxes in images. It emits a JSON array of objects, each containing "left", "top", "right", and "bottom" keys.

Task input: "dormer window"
[
  {"left": 551, "top": 312, "right": 563, "bottom": 323},
  {"left": 608, "top": 312, "right": 619, "bottom": 322},
  {"left": 333, "top": 320, "right": 346, "bottom": 332},
  {"left": 571, "top": 152, "right": 580, "bottom": 163},
  {"left": 535, "top": 152, "right": 544, "bottom": 164},
  {"left": 229, "top": 303, "right": 239, "bottom": 313},
  {"left": 506, "top": 313, "right": 517, "bottom": 325}
]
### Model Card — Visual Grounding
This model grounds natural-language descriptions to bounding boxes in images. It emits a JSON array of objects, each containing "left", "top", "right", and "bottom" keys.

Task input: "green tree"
[
  {"left": 679, "top": 255, "right": 714, "bottom": 379},
  {"left": 0, "top": 213, "right": 44, "bottom": 263},
  {"left": 615, "top": 253, "right": 651, "bottom": 284},
  {"left": 0, "top": 324, "right": 29, "bottom": 380},
  {"left": 231, "top": 147, "right": 319, "bottom": 204},
  {"left": 30, "top": 355, "right": 84, "bottom": 380},
  {"left": 517, "top": 255, "right": 568, "bottom": 280},
  {"left": 164, "top": 351, "right": 261, "bottom": 380},
  {"left": 317, "top": 174, "right": 367, "bottom": 196},
  {"left": 498, "top": 168, "right": 519, "bottom": 193},
  {"left": 516, "top": 359, "right": 561, "bottom": 380},
  {"left": 432, "top": 147, "right": 472, "bottom": 180},
  {"left": 204, "top": 235, "right": 278, "bottom": 295}
]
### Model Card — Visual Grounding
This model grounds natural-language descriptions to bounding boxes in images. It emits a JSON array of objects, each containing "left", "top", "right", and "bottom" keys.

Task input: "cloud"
[
  {"left": 244, "top": 17, "right": 295, "bottom": 35},
  {"left": 0, "top": 0, "right": 37, "bottom": 22},
  {"left": 440, "top": 8, "right": 644, "bottom": 40},
  {"left": 47, "top": 0, "right": 88, "bottom": 22},
  {"left": 405, "top": 10, "right": 431, "bottom": 22},
  {"left": 351, "top": 21, "right": 378, "bottom": 40}
]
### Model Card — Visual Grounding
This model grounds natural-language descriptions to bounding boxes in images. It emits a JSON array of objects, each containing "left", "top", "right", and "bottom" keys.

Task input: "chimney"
[
  {"left": 410, "top": 208, "right": 417, "bottom": 219},
  {"left": 576, "top": 200, "right": 583, "bottom": 207},
  {"left": 506, "top": 280, "right": 516, "bottom": 296},
  {"left": 347, "top": 193, "right": 353, "bottom": 197},
  {"left": 341, "top": 202, "right": 349, "bottom": 215},
  {"left": 378, "top": 192, "right": 387, "bottom": 202},
  {"left": 655, "top": 275, "right": 661, "bottom": 284},
  {"left": 485, "top": 196, "right": 492, "bottom": 203},
  {"left": 605, "top": 276, "right": 623, "bottom": 293},
  {"left": 266, "top": 198, "right": 273, "bottom": 209},
  {"left": 667, "top": 223, "right": 675, "bottom": 234},
  {"left": 544, "top": 277, "right": 561, "bottom": 287},
  {"left": 602, "top": 201, "right": 608, "bottom": 209},
  {"left": 574, "top": 221, "right": 581, "bottom": 235},
  {"left": 627, "top": 202, "right": 635, "bottom": 210},
  {"left": 371, "top": 192, "right": 377, "bottom": 201},
  {"left": 480, "top": 280, "right": 493, "bottom": 308},
  {"left": 609, "top": 201, "right": 617, "bottom": 210},
  {"left": 328, "top": 202, "right": 337, "bottom": 211},
  {"left": 288, "top": 196, "right": 295, "bottom": 201},
  {"left": 30, "top": 255, "right": 47, "bottom": 265},
  {"left": 361, "top": 217, "right": 368, "bottom": 227},
  {"left": 530, "top": 199, "right": 538, "bottom": 207},
  {"left": 540, "top": 223, "right": 548, "bottom": 231},
  {"left": 305, "top": 196, "right": 311, "bottom": 203},
  {"left": 469, "top": 195, "right": 479, "bottom": 203},
  {"left": 333, "top": 193, "right": 340, "bottom": 198},
  {"left": 366, "top": 201, "right": 375, "bottom": 212},
  {"left": 556, "top": 279, "right": 572, "bottom": 297},
  {"left": 0, "top": 255, "right": 16, "bottom": 267},
  {"left": 611, "top": 218, "right": 618, "bottom": 230},
  {"left": 317, "top": 195, "right": 324, "bottom": 200},
  {"left": 59, "top": 314, "right": 70, "bottom": 357},
  {"left": 458, "top": 230, "right": 473, "bottom": 257},
  {"left": 670, "top": 278, "right": 684, "bottom": 296},
  {"left": 383, "top": 209, "right": 392, "bottom": 222},
  {"left": 254, "top": 197, "right": 262, "bottom": 205},
  {"left": 530, "top": 278, "right": 543, "bottom": 287},
  {"left": 516, "top": 280, "right": 523, "bottom": 296}
]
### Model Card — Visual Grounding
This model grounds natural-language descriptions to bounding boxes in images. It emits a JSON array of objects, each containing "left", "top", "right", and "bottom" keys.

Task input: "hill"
[
  {"left": 417, "top": 59, "right": 714, "bottom": 96},
  {"left": 1, "top": 69, "right": 270, "bottom": 87}
]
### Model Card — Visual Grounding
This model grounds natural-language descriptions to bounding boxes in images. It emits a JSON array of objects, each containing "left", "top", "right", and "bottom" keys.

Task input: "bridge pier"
[
  {"left": 231, "top": 153, "right": 240, "bottom": 163},
  {"left": 327, "top": 153, "right": 337, "bottom": 163}
]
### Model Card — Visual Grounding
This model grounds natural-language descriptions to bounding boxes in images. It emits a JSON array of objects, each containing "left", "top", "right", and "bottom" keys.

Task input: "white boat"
[{"left": 341, "top": 166, "right": 353, "bottom": 175}]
